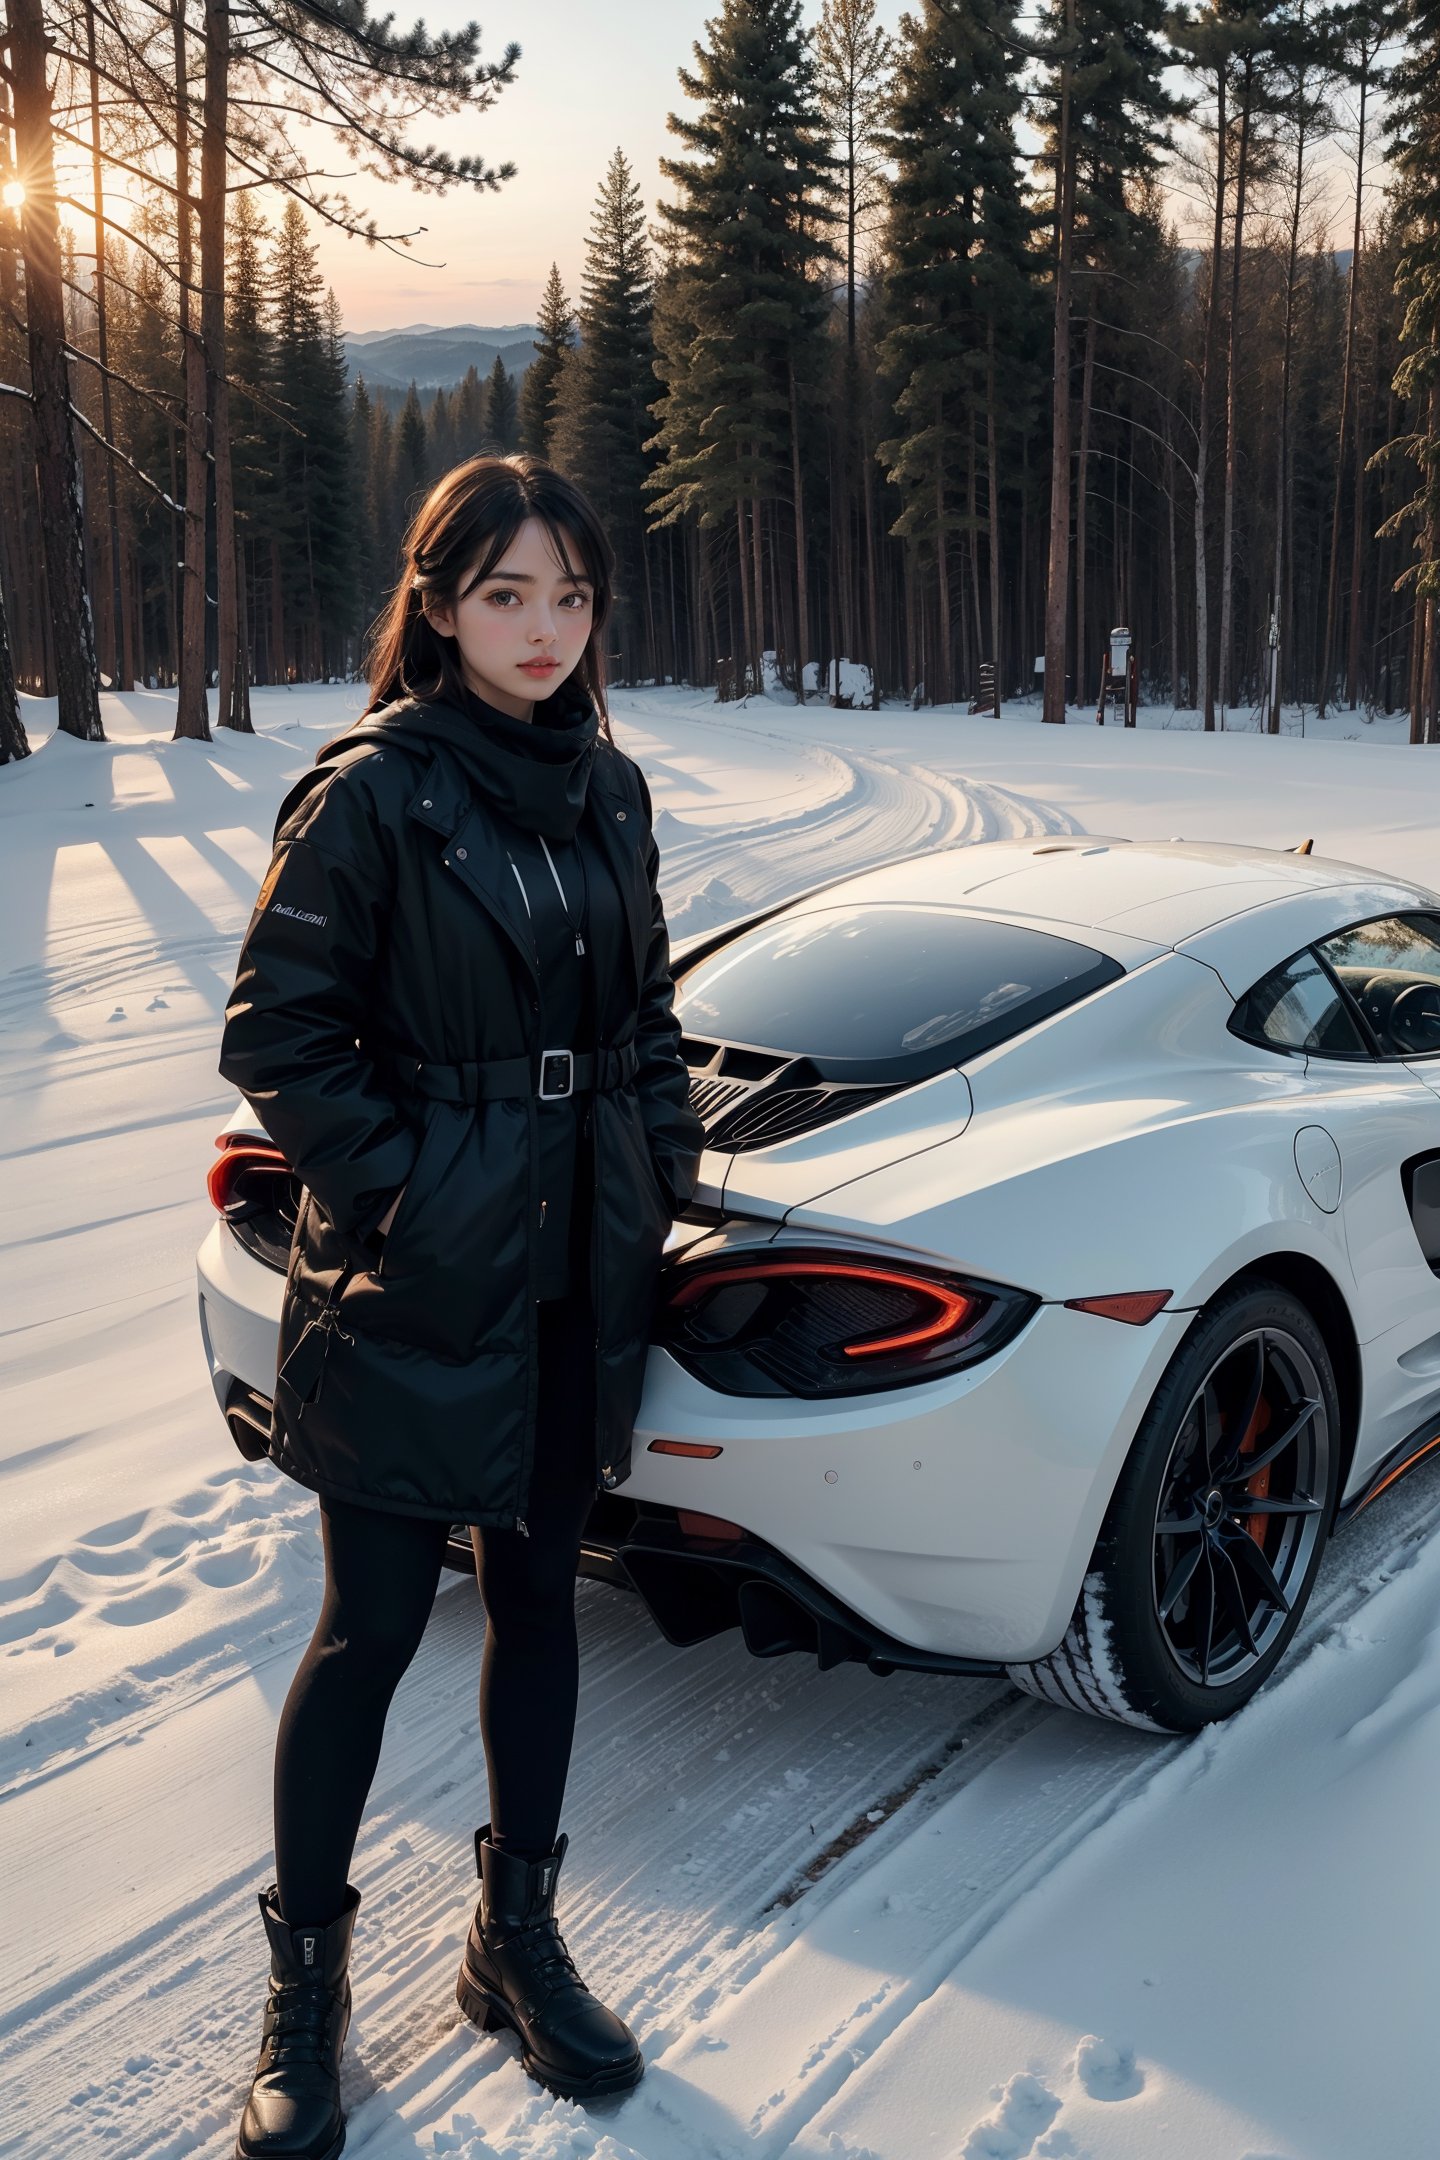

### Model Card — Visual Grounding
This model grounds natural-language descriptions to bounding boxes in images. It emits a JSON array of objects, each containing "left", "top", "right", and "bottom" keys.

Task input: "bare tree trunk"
[
  {"left": 935, "top": 409, "right": 951, "bottom": 707},
  {"left": 1075, "top": 307, "right": 1095, "bottom": 711},
  {"left": 788, "top": 358, "right": 809, "bottom": 703},
  {"left": 1321, "top": 59, "right": 1368, "bottom": 719},
  {"left": 987, "top": 326, "right": 1002, "bottom": 716},
  {"left": 1043, "top": 0, "right": 1078, "bottom": 726},
  {"left": 1020, "top": 429, "right": 1031, "bottom": 700},
  {"left": 7, "top": 0, "right": 103, "bottom": 741},
  {"left": 1269, "top": 46, "right": 1308, "bottom": 734},
  {"left": 202, "top": 0, "right": 249, "bottom": 729},
  {"left": 734, "top": 496, "right": 753, "bottom": 701},
  {"left": 861, "top": 404, "right": 882, "bottom": 708},
  {"left": 270, "top": 535, "right": 286, "bottom": 683},
  {"left": 1196, "top": 63, "right": 1228, "bottom": 730},
  {"left": 1166, "top": 420, "right": 1180, "bottom": 708},
  {"left": 1345, "top": 283, "right": 1368, "bottom": 708},
  {"left": 1425, "top": 387, "right": 1440, "bottom": 746},
  {"left": 233, "top": 527, "right": 252, "bottom": 726},
  {"left": 86, "top": 7, "right": 130, "bottom": 691},
  {"left": 966, "top": 424, "right": 983, "bottom": 691},
  {"left": 1218, "top": 55, "right": 1254, "bottom": 723},
  {"left": 749, "top": 469, "right": 765, "bottom": 691},
  {"left": 172, "top": 0, "right": 210, "bottom": 740},
  {"left": 0, "top": 572, "right": 27, "bottom": 762}
]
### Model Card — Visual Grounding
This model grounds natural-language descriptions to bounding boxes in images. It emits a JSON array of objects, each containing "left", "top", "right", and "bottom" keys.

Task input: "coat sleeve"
[
  {"left": 218, "top": 771, "right": 422, "bottom": 1243},
  {"left": 631, "top": 765, "right": 707, "bottom": 1215}
]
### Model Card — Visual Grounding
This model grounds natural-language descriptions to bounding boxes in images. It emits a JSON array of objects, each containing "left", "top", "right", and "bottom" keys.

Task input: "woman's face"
[{"left": 422, "top": 515, "right": 595, "bottom": 722}]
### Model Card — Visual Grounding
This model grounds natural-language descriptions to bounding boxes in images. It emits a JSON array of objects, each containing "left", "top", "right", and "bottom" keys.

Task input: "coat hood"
[{"left": 317, "top": 680, "right": 600, "bottom": 841}]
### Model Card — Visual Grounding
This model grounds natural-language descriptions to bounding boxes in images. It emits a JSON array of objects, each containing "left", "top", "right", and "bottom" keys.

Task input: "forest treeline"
[{"left": 1, "top": 0, "right": 1440, "bottom": 763}]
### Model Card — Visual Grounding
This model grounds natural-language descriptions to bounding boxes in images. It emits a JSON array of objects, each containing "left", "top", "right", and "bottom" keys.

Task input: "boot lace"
[
  {"left": 261, "top": 1976, "right": 339, "bottom": 2068},
  {"left": 498, "top": 1914, "right": 587, "bottom": 2007}
]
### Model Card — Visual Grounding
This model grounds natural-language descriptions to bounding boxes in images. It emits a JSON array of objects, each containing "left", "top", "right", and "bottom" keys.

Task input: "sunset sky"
[{"left": 305, "top": 0, "right": 912, "bottom": 334}]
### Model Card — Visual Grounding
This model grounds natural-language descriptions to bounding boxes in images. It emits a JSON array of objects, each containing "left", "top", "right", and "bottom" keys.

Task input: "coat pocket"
[{"left": 338, "top": 1096, "right": 529, "bottom": 1360}]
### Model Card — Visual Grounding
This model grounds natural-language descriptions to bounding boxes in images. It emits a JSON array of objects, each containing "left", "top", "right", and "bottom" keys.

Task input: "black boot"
[
  {"left": 455, "top": 1826, "right": 643, "bottom": 2100},
  {"left": 235, "top": 1883, "right": 360, "bottom": 2160}
]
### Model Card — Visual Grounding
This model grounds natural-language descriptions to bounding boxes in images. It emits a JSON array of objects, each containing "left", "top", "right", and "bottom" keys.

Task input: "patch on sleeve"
[
  {"left": 255, "top": 846, "right": 290, "bottom": 915},
  {"left": 255, "top": 842, "right": 332, "bottom": 929}
]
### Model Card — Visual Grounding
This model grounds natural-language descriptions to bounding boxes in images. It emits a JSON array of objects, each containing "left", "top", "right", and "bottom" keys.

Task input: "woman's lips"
[{"left": 519, "top": 660, "right": 558, "bottom": 673}]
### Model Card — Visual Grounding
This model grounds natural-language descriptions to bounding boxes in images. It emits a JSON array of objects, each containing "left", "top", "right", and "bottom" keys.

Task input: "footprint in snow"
[
  {"left": 108, "top": 1007, "right": 125, "bottom": 1022},
  {"left": 1071, "top": 2034, "right": 1144, "bottom": 2101},
  {"left": 960, "top": 2071, "right": 1063, "bottom": 2158},
  {"left": 147, "top": 995, "right": 169, "bottom": 1010}
]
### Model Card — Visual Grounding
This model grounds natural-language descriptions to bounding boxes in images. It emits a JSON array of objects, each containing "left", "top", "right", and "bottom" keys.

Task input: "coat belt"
[{"left": 376, "top": 1043, "right": 639, "bottom": 1103}]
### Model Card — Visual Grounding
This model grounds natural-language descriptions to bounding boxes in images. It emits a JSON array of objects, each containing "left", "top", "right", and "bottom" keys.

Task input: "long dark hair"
[{"left": 360, "top": 454, "right": 617, "bottom": 745}]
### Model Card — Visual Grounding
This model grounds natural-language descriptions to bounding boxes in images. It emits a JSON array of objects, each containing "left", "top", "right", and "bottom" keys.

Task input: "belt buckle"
[{"left": 539, "top": 1047, "right": 573, "bottom": 1099}]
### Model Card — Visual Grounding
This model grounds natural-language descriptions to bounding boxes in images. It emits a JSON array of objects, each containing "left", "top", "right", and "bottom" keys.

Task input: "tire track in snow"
[
  {"left": 609, "top": 1453, "right": 1440, "bottom": 2160},
  {"left": 610, "top": 702, "right": 1081, "bottom": 934},
  {"left": 5, "top": 1457, "right": 1437, "bottom": 2160},
  {"left": 0, "top": 1577, "right": 1020, "bottom": 2158}
]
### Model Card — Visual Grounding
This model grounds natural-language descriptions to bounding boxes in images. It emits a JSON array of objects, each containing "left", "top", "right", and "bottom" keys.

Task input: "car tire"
[{"left": 1006, "top": 1279, "right": 1342, "bottom": 1732}]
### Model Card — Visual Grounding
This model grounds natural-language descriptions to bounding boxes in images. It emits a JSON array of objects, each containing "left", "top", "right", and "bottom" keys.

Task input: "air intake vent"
[
  {"left": 679, "top": 1033, "right": 904, "bottom": 1154},
  {"left": 689, "top": 1073, "right": 754, "bottom": 1123},
  {"left": 708, "top": 1082, "right": 900, "bottom": 1153}
]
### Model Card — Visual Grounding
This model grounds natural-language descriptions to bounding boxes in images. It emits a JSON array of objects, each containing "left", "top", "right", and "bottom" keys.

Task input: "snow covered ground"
[{"left": 3, "top": 680, "right": 1439, "bottom": 2159}]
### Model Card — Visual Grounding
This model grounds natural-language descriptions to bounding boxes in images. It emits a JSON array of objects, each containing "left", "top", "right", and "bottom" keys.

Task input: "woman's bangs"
[{"left": 453, "top": 510, "right": 527, "bottom": 604}]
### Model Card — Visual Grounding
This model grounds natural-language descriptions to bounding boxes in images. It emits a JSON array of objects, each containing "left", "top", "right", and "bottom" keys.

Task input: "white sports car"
[{"left": 197, "top": 835, "right": 1440, "bottom": 1732}]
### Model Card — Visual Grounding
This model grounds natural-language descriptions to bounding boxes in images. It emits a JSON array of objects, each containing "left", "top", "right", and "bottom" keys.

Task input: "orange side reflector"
[
  {"left": 676, "top": 1510, "right": 744, "bottom": 1541},
  {"left": 648, "top": 1439, "right": 724, "bottom": 1460},
  {"left": 1064, "top": 1290, "right": 1172, "bottom": 1326}
]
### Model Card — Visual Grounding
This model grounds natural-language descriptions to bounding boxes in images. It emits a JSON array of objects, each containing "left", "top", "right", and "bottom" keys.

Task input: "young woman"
[{"left": 218, "top": 453, "right": 706, "bottom": 2159}]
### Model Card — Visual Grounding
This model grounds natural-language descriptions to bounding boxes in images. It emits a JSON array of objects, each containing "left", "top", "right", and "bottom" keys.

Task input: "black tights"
[{"left": 272, "top": 1293, "right": 598, "bottom": 1928}]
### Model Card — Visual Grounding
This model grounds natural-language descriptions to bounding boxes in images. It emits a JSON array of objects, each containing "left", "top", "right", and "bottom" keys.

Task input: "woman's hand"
[{"left": 375, "top": 1185, "right": 405, "bottom": 1239}]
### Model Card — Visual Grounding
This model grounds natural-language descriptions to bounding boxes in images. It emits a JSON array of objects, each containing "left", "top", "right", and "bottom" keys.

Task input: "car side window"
[
  {"left": 1317, "top": 914, "right": 1440, "bottom": 1059},
  {"left": 1229, "top": 948, "right": 1370, "bottom": 1059}
]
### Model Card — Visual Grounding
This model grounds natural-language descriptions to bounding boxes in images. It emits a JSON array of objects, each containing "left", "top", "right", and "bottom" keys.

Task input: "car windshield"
[{"left": 674, "top": 905, "right": 1123, "bottom": 1074}]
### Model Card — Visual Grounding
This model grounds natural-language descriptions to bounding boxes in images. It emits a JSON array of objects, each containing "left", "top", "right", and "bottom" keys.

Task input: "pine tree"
[
  {"left": 352, "top": 375, "right": 380, "bottom": 638},
  {"left": 873, "top": 0, "right": 1037, "bottom": 706},
  {"left": 815, "top": 0, "right": 895, "bottom": 701},
  {"left": 267, "top": 203, "right": 353, "bottom": 676},
  {"left": 315, "top": 291, "right": 357, "bottom": 671},
  {"left": 1038, "top": 0, "right": 1181, "bottom": 720},
  {"left": 520, "top": 264, "right": 579, "bottom": 455},
  {"left": 550, "top": 151, "right": 659, "bottom": 680},
  {"left": 369, "top": 395, "right": 403, "bottom": 627},
  {"left": 483, "top": 355, "right": 519, "bottom": 448},
  {"left": 1377, "top": 0, "right": 1440, "bottom": 739},
  {"left": 119, "top": 203, "right": 186, "bottom": 688},
  {"left": 427, "top": 383, "right": 457, "bottom": 480},
  {"left": 454, "top": 364, "right": 486, "bottom": 457},
  {"left": 646, "top": 0, "right": 844, "bottom": 697},
  {"left": 396, "top": 382, "right": 429, "bottom": 511},
  {"left": 816, "top": 0, "right": 894, "bottom": 350},
  {"left": 227, "top": 190, "right": 276, "bottom": 682}
]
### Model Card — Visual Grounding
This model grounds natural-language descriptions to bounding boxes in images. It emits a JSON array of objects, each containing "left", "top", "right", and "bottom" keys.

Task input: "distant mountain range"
[{"left": 344, "top": 323, "right": 542, "bottom": 390}]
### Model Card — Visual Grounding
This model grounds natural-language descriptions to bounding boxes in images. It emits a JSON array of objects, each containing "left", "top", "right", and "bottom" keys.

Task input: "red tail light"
[
  {"left": 657, "top": 1246, "right": 1037, "bottom": 1398},
  {"left": 207, "top": 1134, "right": 290, "bottom": 1214},
  {"left": 208, "top": 1133, "right": 300, "bottom": 1272}
]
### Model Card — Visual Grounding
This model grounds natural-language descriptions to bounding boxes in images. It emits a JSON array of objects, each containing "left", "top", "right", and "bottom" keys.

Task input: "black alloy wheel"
[
  {"left": 1006, "top": 1281, "right": 1342, "bottom": 1731},
  {"left": 1151, "top": 1325, "right": 1329, "bottom": 1690}
]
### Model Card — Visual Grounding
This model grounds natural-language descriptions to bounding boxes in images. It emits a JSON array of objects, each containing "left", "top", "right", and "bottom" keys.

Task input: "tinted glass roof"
[{"left": 675, "top": 904, "right": 1121, "bottom": 1075}]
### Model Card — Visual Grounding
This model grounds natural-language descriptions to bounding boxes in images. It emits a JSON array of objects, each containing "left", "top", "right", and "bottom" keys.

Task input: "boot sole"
[
  {"left": 235, "top": 2129, "right": 343, "bottom": 2160},
  {"left": 455, "top": 1964, "right": 644, "bottom": 2101}
]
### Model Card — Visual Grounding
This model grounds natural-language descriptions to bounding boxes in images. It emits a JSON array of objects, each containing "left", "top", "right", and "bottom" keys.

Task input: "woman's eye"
[{"left": 486, "top": 590, "right": 518, "bottom": 607}]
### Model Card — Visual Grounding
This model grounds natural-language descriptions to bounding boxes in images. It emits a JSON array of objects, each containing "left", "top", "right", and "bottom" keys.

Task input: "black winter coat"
[{"left": 217, "top": 695, "right": 706, "bottom": 1527}]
